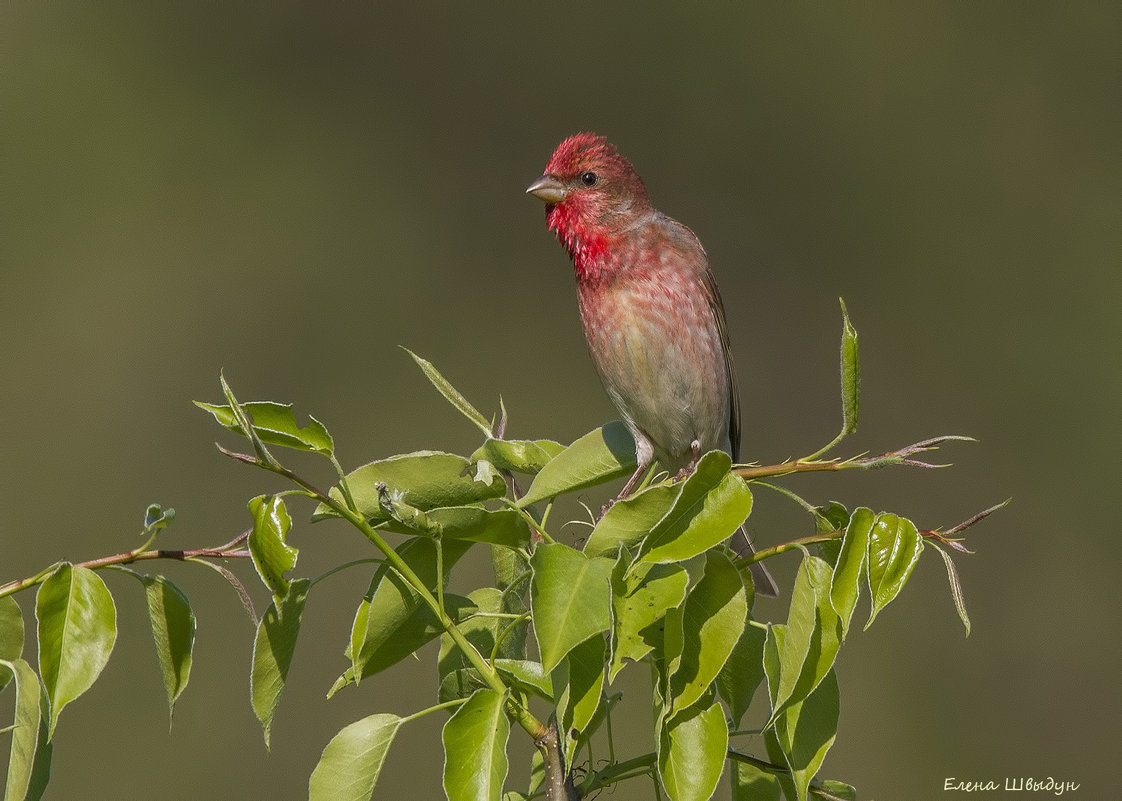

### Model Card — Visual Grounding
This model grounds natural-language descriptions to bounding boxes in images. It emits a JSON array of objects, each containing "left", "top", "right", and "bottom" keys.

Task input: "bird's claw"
[{"left": 597, "top": 498, "right": 618, "bottom": 521}]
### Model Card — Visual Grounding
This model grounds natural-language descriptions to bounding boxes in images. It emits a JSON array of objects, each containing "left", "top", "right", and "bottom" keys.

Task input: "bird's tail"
[{"left": 732, "top": 524, "right": 779, "bottom": 597}]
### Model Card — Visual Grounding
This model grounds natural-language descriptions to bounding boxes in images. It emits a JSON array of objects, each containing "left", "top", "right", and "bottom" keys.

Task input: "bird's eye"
[{"left": 580, "top": 171, "right": 598, "bottom": 186}]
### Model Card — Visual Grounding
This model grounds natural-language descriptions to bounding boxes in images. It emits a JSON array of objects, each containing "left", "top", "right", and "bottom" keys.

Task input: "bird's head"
[{"left": 526, "top": 133, "right": 650, "bottom": 258}]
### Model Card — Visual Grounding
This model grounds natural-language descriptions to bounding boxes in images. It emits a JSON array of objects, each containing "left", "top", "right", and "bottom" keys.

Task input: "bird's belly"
[{"left": 579, "top": 281, "right": 730, "bottom": 468}]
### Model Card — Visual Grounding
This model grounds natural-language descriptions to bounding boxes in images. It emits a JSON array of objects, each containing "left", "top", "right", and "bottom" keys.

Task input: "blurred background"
[{"left": 1, "top": 3, "right": 1118, "bottom": 799}]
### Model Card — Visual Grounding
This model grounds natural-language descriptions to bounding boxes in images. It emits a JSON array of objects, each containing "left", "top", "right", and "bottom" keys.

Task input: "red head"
[{"left": 526, "top": 133, "right": 651, "bottom": 275}]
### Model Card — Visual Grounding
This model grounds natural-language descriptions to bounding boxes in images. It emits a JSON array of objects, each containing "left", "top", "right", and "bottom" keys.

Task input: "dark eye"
[{"left": 580, "top": 171, "right": 598, "bottom": 186}]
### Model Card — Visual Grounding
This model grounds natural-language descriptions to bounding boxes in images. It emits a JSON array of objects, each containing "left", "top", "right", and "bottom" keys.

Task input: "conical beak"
[{"left": 526, "top": 174, "right": 567, "bottom": 204}]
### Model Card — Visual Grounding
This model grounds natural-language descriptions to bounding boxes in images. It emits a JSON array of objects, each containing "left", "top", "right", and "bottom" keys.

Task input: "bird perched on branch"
[{"left": 527, "top": 133, "right": 778, "bottom": 597}]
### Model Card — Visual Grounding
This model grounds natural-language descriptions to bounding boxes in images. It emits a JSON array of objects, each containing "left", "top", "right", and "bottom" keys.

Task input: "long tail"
[{"left": 732, "top": 524, "right": 779, "bottom": 597}]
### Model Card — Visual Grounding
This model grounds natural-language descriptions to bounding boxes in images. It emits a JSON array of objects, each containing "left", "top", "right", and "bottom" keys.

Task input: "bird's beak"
[{"left": 526, "top": 174, "right": 567, "bottom": 204}]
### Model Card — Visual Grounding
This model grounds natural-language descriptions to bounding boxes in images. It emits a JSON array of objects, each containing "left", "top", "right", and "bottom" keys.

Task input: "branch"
[
  {"left": 727, "top": 750, "right": 851, "bottom": 800},
  {"left": 219, "top": 444, "right": 551, "bottom": 742},
  {"left": 537, "top": 720, "right": 581, "bottom": 800},
  {"left": 736, "top": 498, "right": 1003, "bottom": 567},
  {"left": 0, "top": 534, "right": 251, "bottom": 599},
  {"left": 735, "top": 435, "right": 976, "bottom": 481}
]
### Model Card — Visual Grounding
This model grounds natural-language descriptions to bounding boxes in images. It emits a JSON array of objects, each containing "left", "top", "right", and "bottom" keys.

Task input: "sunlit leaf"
[
  {"left": 933, "top": 545, "right": 971, "bottom": 636},
  {"left": 584, "top": 483, "right": 678, "bottom": 558},
  {"left": 668, "top": 550, "right": 748, "bottom": 717},
  {"left": 442, "top": 688, "right": 510, "bottom": 801},
  {"left": 865, "top": 513, "right": 924, "bottom": 629},
  {"left": 716, "top": 623, "right": 767, "bottom": 727},
  {"left": 438, "top": 588, "right": 522, "bottom": 689},
  {"left": 771, "top": 556, "right": 841, "bottom": 721},
  {"left": 404, "top": 348, "right": 494, "bottom": 436},
  {"left": 730, "top": 758, "right": 782, "bottom": 801},
  {"left": 35, "top": 564, "right": 117, "bottom": 739},
  {"left": 309, "top": 713, "right": 403, "bottom": 801},
  {"left": 530, "top": 543, "right": 614, "bottom": 672},
  {"left": 194, "top": 399, "right": 334, "bottom": 455},
  {"left": 838, "top": 298, "right": 859, "bottom": 436},
  {"left": 638, "top": 451, "right": 753, "bottom": 564},
  {"left": 0, "top": 596, "right": 24, "bottom": 692},
  {"left": 817, "top": 779, "right": 857, "bottom": 800},
  {"left": 552, "top": 633, "right": 605, "bottom": 768},
  {"left": 251, "top": 578, "right": 311, "bottom": 748},
  {"left": 349, "top": 538, "right": 472, "bottom": 681},
  {"left": 516, "top": 422, "right": 637, "bottom": 508},
  {"left": 248, "top": 495, "right": 298, "bottom": 597},
  {"left": 314, "top": 452, "right": 507, "bottom": 522},
  {"left": 829, "top": 506, "right": 873, "bottom": 638},
  {"left": 0, "top": 658, "right": 52, "bottom": 801},
  {"left": 657, "top": 697, "right": 728, "bottom": 801},
  {"left": 381, "top": 506, "right": 531, "bottom": 550},
  {"left": 493, "top": 659, "right": 553, "bottom": 700},
  {"left": 771, "top": 670, "right": 840, "bottom": 801},
  {"left": 472, "top": 438, "right": 565, "bottom": 475},
  {"left": 138, "top": 574, "right": 196, "bottom": 723},
  {"left": 609, "top": 556, "right": 689, "bottom": 681}
]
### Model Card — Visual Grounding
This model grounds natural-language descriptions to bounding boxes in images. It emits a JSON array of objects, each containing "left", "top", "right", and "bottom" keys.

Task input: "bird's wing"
[
  {"left": 700, "top": 258, "right": 741, "bottom": 463},
  {"left": 666, "top": 218, "right": 741, "bottom": 463}
]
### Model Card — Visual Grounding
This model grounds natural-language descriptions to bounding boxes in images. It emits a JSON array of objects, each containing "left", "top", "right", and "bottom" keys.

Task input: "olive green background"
[{"left": 2, "top": 4, "right": 1118, "bottom": 799}]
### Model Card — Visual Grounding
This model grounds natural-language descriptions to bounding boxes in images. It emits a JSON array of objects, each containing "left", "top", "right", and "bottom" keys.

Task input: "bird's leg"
[
  {"left": 598, "top": 460, "right": 650, "bottom": 520},
  {"left": 674, "top": 440, "right": 702, "bottom": 482}
]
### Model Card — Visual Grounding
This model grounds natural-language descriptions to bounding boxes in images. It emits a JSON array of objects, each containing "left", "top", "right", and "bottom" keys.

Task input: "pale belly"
[{"left": 578, "top": 278, "right": 731, "bottom": 470}]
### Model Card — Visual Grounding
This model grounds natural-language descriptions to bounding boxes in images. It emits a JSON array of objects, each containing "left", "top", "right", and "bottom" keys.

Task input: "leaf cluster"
[{"left": 0, "top": 303, "right": 1000, "bottom": 801}]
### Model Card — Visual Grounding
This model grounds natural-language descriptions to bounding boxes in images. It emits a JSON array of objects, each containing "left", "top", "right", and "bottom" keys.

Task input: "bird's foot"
[
  {"left": 596, "top": 498, "right": 618, "bottom": 521},
  {"left": 673, "top": 440, "right": 703, "bottom": 482}
]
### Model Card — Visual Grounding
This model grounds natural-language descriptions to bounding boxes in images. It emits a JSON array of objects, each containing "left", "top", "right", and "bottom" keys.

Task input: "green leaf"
[
  {"left": 438, "top": 588, "right": 523, "bottom": 689},
  {"left": 404, "top": 348, "right": 494, "bottom": 436},
  {"left": 194, "top": 399, "right": 334, "bottom": 455},
  {"left": 814, "top": 500, "right": 850, "bottom": 534},
  {"left": 730, "top": 758, "right": 782, "bottom": 801},
  {"left": 609, "top": 557, "right": 689, "bottom": 681},
  {"left": 138, "top": 575, "right": 196, "bottom": 723},
  {"left": 658, "top": 697, "right": 728, "bottom": 801},
  {"left": 251, "top": 578, "right": 311, "bottom": 748},
  {"left": 771, "top": 556, "right": 841, "bottom": 722},
  {"left": 716, "top": 623, "right": 767, "bottom": 727},
  {"left": 472, "top": 438, "right": 565, "bottom": 475},
  {"left": 530, "top": 544, "right": 615, "bottom": 673},
  {"left": 381, "top": 506, "right": 531, "bottom": 550},
  {"left": 493, "top": 659, "right": 553, "bottom": 700},
  {"left": 865, "top": 513, "right": 924, "bottom": 629},
  {"left": 313, "top": 451, "right": 507, "bottom": 522},
  {"left": 35, "top": 564, "right": 117, "bottom": 739},
  {"left": 933, "top": 545, "right": 971, "bottom": 636},
  {"left": 584, "top": 483, "right": 679, "bottom": 558},
  {"left": 342, "top": 594, "right": 475, "bottom": 690},
  {"left": 771, "top": 669, "right": 840, "bottom": 801},
  {"left": 442, "top": 688, "right": 510, "bottom": 801},
  {"left": 142, "top": 503, "right": 176, "bottom": 534},
  {"left": 817, "top": 779, "right": 857, "bottom": 800},
  {"left": 516, "top": 422, "right": 637, "bottom": 508},
  {"left": 309, "top": 713, "right": 404, "bottom": 801},
  {"left": 668, "top": 550, "right": 748, "bottom": 717},
  {"left": 0, "top": 658, "right": 52, "bottom": 801},
  {"left": 0, "top": 596, "right": 25, "bottom": 692},
  {"left": 248, "top": 495, "right": 298, "bottom": 597},
  {"left": 762, "top": 624, "right": 785, "bottom": 711},
  {"left": 829, "top": 506, "right": 873, "bottom": 638},
  {"left": 349, "top": 538, "right": 472, "bottom": 681},
  {"left": 638, "top": 451, "right": 753, "bottom": 565},
  {"left": 812, "top": 500, "right": 850, "bottom": 564},
  {"left": 551, "top": 633, "right": 605, "bottom": 767},
  {"left": 838, "top": 298, "right": 859, "bottom": 436}
]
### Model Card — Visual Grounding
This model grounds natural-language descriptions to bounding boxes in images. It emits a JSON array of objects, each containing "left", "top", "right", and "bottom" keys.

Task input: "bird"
[{"left": 526, "top": 133, "right": 778, "bottom": 597}]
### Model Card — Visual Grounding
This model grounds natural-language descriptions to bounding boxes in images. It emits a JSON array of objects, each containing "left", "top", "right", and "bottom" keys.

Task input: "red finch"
[{"left": 527, "top": 133, "right": 778, "bottom": 596}]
